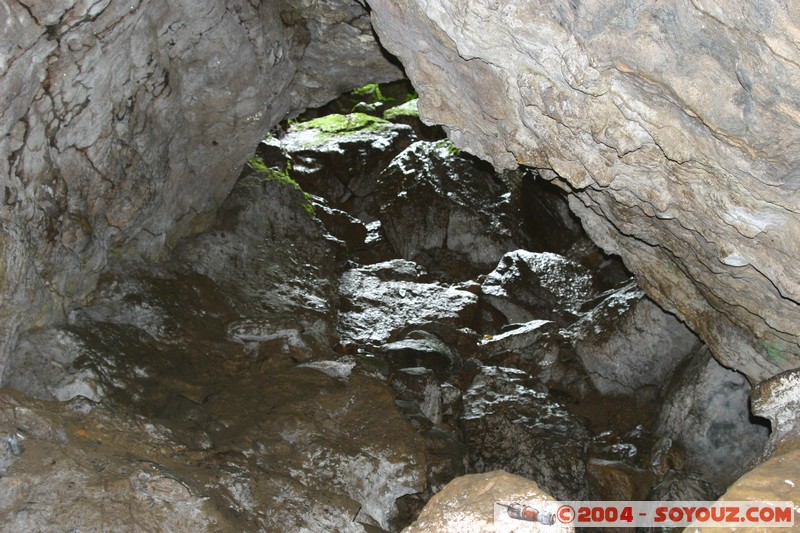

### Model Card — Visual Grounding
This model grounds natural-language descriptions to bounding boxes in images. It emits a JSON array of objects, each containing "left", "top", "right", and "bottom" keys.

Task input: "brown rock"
[
  {"left": 368, "top": 0, "right": 800, "bottom": 382},
  {"left": 693, "top": 449, "right": 800, "bottom": 532},
  {"left": 587, "top": 459, "right": 655, "bottom": 501},
  {"left": 403, "top": 470, "right": 574, "bottom": 533}
]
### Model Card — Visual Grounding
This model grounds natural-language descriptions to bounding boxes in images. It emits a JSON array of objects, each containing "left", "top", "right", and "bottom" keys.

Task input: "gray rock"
[
  {"left": 311, "top": 196, "right": 370, "bottom": 251},
  {"left": 0, "top": 389, "right": 235, "bottom": 532},
  {"left": 3, "top": 328, "right": 105, "bottom": 402},
  {"left": 378, "top": 140, "right": 525, "bottom": 273},
  {"left": 0, "top": 365, "right": 428, "bottom": 533},
  {"left": 205, "top": 367, "right": 427, "bottom": 532},
  {"left": 751, "top": 368, "right": 800, "bottom": 457},
  {"left": 175, "top": 172, "right": 343, "bottom": 354},
  {"left": 656, "top": 348, "right": 769, "bottom": 488},
  {"left": 420, "top": 426, "right": 467, "bottom": 495},
  {"left": 337, "top": 260, "right": 478, "bottom": 346},
  {"left": 382, "top": 331, "right": 462, "bottom": 380},
  {"left": 461, "top": 366, "right": 592, "bottom": 500},
  {"left": 476, "top": 319, "right": 561, "bottom": 380},
  {"left": 368, "top": 0, "right": 800, "bottom": 382},
  {"left": 481, "top": 250, "right": 594, "bottom": 327},
  {"left": 390, "top": 367, "right": 443, "bottom": 424},
  {"left": 274, "top": 115, "right": 416, "bottom": 220},
  {"left": 0, "top": 0, "right": 401, "bottom": 377},
  {"left": 569, "top": 282, "right": 700, "bottom": 397}
]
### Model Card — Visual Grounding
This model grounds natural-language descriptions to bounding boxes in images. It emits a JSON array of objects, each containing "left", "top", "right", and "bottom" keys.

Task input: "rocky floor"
[{"left": 0, "top": 83, "right": 771, "bottom": 532}]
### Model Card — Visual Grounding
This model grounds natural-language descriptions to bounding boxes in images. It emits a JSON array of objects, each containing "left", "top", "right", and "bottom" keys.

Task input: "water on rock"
[{"left": 0, "top": 84, "right": 773, "bottom": 531}]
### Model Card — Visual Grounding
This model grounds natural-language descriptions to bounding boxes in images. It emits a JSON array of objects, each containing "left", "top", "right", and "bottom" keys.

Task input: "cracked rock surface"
[
  {"left": 367, "top": 0, "right": 800, "bottom": 383},
  {"left": 0, "top": 0, "right": 401, "bottom": 372}
]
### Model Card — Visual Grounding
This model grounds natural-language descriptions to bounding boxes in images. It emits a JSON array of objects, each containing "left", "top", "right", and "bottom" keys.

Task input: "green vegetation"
[
  {"left": 246, "top": 157, "right": 315, "bottom": 215},
  {"left": 287, "top": 113, "right": 393, "bottom": 149},
  {"left": 289, "top": 113, "right": 390, "bottom": 135},
  {"left": 382, "top": 99, "right": 420, "bottom": 121},
  {"left": 351, "top": 83, "right": 394, "bottom": 103},
  {"left": 435, "top": 139, "right": 462, "bottom": 157}
]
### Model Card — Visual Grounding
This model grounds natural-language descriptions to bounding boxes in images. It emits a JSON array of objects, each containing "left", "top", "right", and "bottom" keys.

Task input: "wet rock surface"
[
  {"left": 481, "top": 250, "right": 594, "bottom": 327},
  {"left": 1, "top": 86, "right": 779, "bottom": 530},
  {"left": 568, "top": 281, "right": 701, "bottom": 397},
  {"left": 368, "top": 0, "right": 800, "bottom": 383},
  {"left": 378, "top": 140, "right": 527, "bottom": 274},
  {"left": 656, "top": 347, "right": 769, "bottom": 488},
  {"left": 0, "top": 0, "right": 403, "bottom": 370},
  {"left": 461, "top": 366, "right": 591, "bottom": 500}
]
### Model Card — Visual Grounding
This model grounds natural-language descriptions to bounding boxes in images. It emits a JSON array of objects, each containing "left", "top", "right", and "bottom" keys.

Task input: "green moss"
[
  {"left": 246, "top": 158, "right": 315, "bottom": 215},
  {"left": 351, "top": 83, "right": 394, "bottom": 103},
  {"left": 435, "top": 139, "right": 462, "bottom": 157},
  {"left": 383, "top": 99, "right": 420, "bottom": 121},
  {"left": 247, "top": 156, "right": 270, "bottom": 173},
  {"left": 289, "top": 113, "right": 390, "bottom": 135}
]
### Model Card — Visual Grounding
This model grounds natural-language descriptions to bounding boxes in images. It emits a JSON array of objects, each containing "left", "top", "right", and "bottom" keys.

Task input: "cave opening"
[
  {"left": 2, "top": 0, "right": 796, "bottom": 529},
  {"left": 0, "top": 79, "right": 770, "bottom": 531}
]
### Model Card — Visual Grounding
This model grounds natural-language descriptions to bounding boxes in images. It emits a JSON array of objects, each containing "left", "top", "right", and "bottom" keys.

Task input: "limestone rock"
[
  {"left": 0, "top": 364, "right": 428, "bottom": 533},
  {"left": 2, "top": 327, "right": 106, "bottom": 402},
  {"left": 461, "top": 366, "right": 592, "bottom": 500},
  {"left": 382, "top": 99, "right": 446, "bottom": 141},
  {"left": 337, "top": 260, "right": 478, "bottom": 346},
  {"left": 390, "top": 367, "right": 443, "bottom": 424},
  {"left": 0, "top": 389, "right": 235, "bottom": 532},
  {"left": 656, "top": 348, "right": 769, "bottom": 488},
  {"left": 402, "top": 470, "right": 574, "bottom": 533},
  {"left": 175, "top": 172, "right": 343, "bottom": 355},
  {"left": 569, "top": 282, "right": 700, "bottom": 397},
  {"left": 0, "top": 0, "right": 401, "bottom": 377},
  {"left": 368, "top": 0, "right": 800, "bottom": 382},
  {"left": 378, "top": 140, "right": 527, "bottom": 273},
  {"left": 694, "top": 449, "right": 800, "bottom": 532},
  {"left": 481, "top": 250, "right": 594, "bottom": 327},
  {"left": 271, "top": 114, "right": 415, "bottom": 219},
  {"left": 311, "top": 196, "right": 370, "bottom": 251},
  {"left": 382, "top": 330, "right": 462, "bottom": 380},
  {"left": 203, "top": 367, "right": 428, "bottom": 532},
  {"left": 751, "top": 368, "right": 800, "bottom": 456}
]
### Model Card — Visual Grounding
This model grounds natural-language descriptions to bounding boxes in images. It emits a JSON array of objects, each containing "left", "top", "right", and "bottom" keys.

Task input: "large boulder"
[
  {"left": 402, "top": 470, "right": 574, "bottom": 533},
  {"left": 264, "top": 113, "right": 416, "bottom": 220},
  {"left": 481, "top": 250, "right": 594, "bottom": 327},
  {"left": 378, "top": 140, "right": 528, "bottom": 273},
  {"left": 656, "top": 348, "right": 769, "bottom": 488},
  {"left": 460, "top": 366, "right": 592, "bottom": 500},
  {"left": 570, "top": 282, "right": 700, "bottom": 397},
  {"left": 368, "top": 0, "right": 800, "bottom": 382},
  {"left": 0, "top": 0, "right": 402, "bottom": 377},
  {"left": 751, "top": 369, "right": 800, "bottom": 457},
  {"left": 337, "top": 259, "right": 478, "bottom": 346}
]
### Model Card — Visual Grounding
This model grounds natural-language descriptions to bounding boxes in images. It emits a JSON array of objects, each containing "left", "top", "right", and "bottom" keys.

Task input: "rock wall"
[
  {"left": 0, "top": 0, "right": 401, "bottom": 372},
  {"left": 367, "top": 0, "right": 800, "bottom": 382}
]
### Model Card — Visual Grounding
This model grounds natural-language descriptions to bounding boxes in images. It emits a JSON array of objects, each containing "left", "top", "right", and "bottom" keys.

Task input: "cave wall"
[
  {"left": 0, "top": 0, "right": 401, "bottom": 373},
  {"left": 367, "top": 0, "right": 800, "bottom": 382}
]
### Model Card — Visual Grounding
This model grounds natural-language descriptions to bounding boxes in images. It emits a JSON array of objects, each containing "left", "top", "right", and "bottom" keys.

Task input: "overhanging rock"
[{"left": 367, "top": 0, "right": 800, "bottom": 382}]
